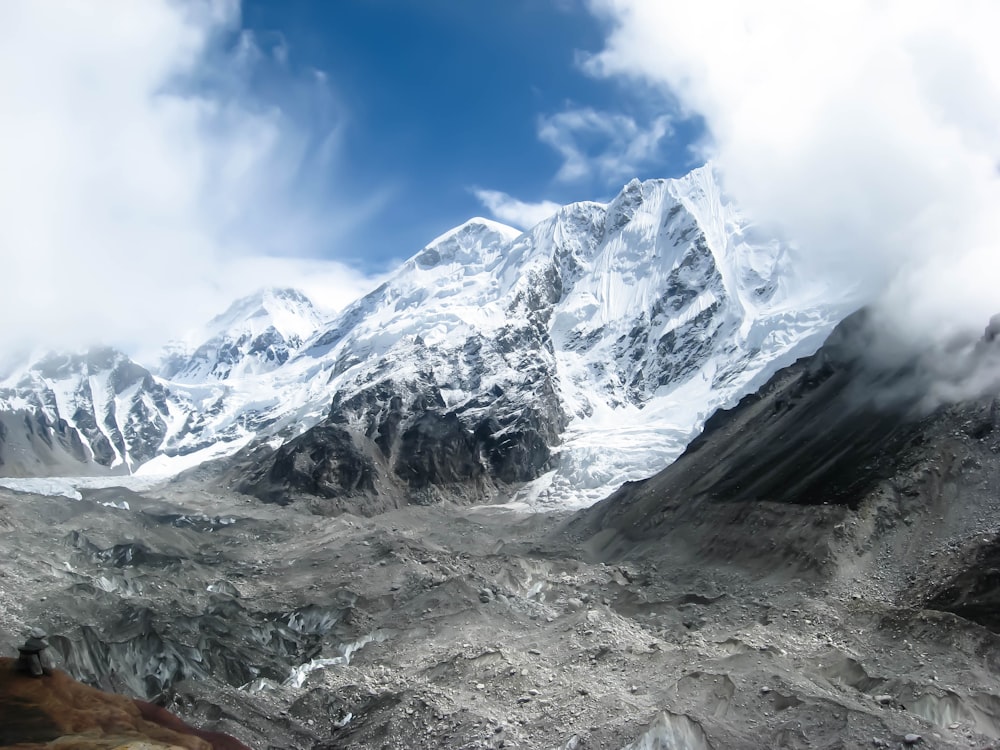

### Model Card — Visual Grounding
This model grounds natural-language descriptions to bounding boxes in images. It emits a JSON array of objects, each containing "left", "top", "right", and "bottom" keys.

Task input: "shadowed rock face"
[
  {"left": 260, "top": 424, "right": 379, "bottom": 505},
  {"left": 12, "top": 433, "right": 1000, "bottom": 749},
  {"left": 394, "top": 411, "right": 485, "bottom": 488},
  {"left": 924, "top": 535, "right": 1000, "bottom": 633},
  {"left": 628, "top": 312, "right": 933, "bottom": 513},
  {"left": 236, "top": 359, "right": 567, "bottom": 514},
  {"left": 567, "top": 309, "right": 1000, "bottom": 656}
]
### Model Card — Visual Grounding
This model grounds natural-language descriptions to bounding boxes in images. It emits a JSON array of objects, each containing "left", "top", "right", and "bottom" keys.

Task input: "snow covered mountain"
[
  {"left": 0, "top": 347, "right": 179, "bottom": 476},
  {"left": 0, "top": 288, "right": 330, "bottom": 478},
  {"left": 239, "top": 166, "right": 855, "bottom": 510},
  {"left": 158, "top": 287, "right": 328, "bottom": 382},
  {"left": 0, "top": 166, "right": 857, "bottom": 507}
]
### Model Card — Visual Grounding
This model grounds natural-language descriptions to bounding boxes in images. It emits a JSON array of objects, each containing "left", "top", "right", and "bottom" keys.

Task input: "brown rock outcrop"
[{"left": 0, "top": 658, "right": 249, "bottom": 749}]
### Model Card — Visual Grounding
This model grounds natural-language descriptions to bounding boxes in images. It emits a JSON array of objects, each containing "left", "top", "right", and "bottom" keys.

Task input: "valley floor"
[{"left": 0, "top": 482, "right": 998, "bottom": 749}]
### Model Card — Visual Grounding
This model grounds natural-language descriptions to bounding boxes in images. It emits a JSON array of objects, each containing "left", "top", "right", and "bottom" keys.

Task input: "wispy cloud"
[
  {"left": 0, "top": 0, "right": 384, "bottom": 357},
  {"left": 583, "top": 0, "right": 1000, "bottom": 344},
  {"left": 471, "top": 189, "right": 561, "bottom": 230},
  {"left": 537, "top": 107, "right": 673, "bottom": 185},
  {"left": 473, "top": 106, "right": 672, "bottom": 235}
]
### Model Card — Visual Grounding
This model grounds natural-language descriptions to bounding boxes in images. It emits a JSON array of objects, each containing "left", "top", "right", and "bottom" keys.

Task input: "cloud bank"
[
  {"left": 475, "top": 106, "right": 673, "bottom": 228},
  {"left": 0, "top": 0, "right": 381, "bottom": 358},
  {"left": 537, "top": 107, "right": 673, "bottom": 185},
  {"left": 585, "top": 0, "right": 1000, "bottom": 343}
]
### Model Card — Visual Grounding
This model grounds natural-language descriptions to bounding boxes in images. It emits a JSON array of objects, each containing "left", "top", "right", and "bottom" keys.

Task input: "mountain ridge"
[
  {"left": 158, "top": 286, "right": 330, "bottom": 383},
  {"left": 1, "top": 166, "right": 855, "bottom": 508}
]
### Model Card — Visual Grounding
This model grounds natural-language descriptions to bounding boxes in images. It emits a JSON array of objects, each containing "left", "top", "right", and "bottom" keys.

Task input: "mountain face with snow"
[
  {"left": 158, "top": 287, "right": 328, "bottom": 382},
  {"left": 0, "top": 288, "right": 330, "bottom": 478},
  {"left": 0, "top": 167, "right": 855, "bottom": 508},
  {"left": 0, "top": 348, "right": 176, "bottom": 476},
  {"left": 238, "top": 166, "right": 854, "bottom": 511}
]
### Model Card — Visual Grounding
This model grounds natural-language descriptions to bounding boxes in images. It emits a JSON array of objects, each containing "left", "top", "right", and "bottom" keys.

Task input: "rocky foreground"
[{"left": 1, "top": 473, "right": 999, "bottom": 749}]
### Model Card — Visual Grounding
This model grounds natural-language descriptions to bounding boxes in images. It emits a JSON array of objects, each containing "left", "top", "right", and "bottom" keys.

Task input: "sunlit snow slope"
[{"left": 159, "top": 287, "right": 330, "bottom": 382}]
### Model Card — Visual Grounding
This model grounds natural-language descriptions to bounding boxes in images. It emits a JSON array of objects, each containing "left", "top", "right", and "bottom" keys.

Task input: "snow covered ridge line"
[
  {"left": 0, "top": 166, "right": 855, "bottom": 509},
  {"left": 158, "top": 287, "right": 332, "bottom": 382},
  {"left": 0, "top": 289, "right": 326, "bottom": 479},
  {"left": 236, "top": 166, "right": 855, "bottom": 511}
]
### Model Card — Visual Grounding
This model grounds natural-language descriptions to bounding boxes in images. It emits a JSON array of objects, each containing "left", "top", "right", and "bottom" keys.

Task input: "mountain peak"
[
  {"left": 424, "top": 217, "right": 521, "bottom": 249},
  {"left": 412, "top": 218, "right": 521, "bottom": 272},
  {"left": 158, "top": 287, "right": 328, "bottom": 383},
  {"left": 206, "top": 287, "right": 321, "bottom": 332},
  {"left": 2, "top": 164, "right": 853, "bottom": 498},
  {"left": 241, "top": 164, "right": 852, "bottom": 510}
]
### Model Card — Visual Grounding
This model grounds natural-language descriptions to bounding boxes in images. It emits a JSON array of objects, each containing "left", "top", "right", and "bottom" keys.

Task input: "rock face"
[
  {"left": 0, "top": 348, "right": 177, "bottom": 476},
  {"left": 0, "top": 289, "right": 330, "bottom": 478},
  {"left": 572, "top": 309, "right": 1000, "bottom": 589},
  {"left": 581, "top": 311, "right": 923, "bottom": 519}
]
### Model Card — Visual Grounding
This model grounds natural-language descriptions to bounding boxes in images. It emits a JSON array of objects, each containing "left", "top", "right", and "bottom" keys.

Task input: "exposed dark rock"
[
  {"left": 925, "top": 534, "right": 1000, "bottom": 632},
  {"left": 581, "top": 313, "right": 924, "bottom": 531},
  {"left": 0, "top": 347, "right": 175, "bottom": 475},
  {"left": 394, "top": 412, "right": 484, "bottom": 489},
  {"left": 572, "top": 309, "right": 1000, "bottom": 593},
  {"left": 240, "top": 308, "right": 568, "bottom": 512},
  {"left": 239, "top": 376, "right": 562, "bottom": 513},
  {"left": 252, "top": 424, "right": 378, "bottom": 505}
]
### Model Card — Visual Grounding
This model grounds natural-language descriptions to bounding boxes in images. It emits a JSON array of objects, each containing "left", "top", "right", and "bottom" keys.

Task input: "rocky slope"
[
  {"left": 556, "top": 311, "right": 1000, "bottom": 747},
  {"left": 7, "top": 329, "right": 1000, "bottom": 750},
  {"left": 3, "top": 315, "right": 1000, "bottom": 748},
  {"left": 572, "top": 310, "right": 1000, "bottom": 553}
]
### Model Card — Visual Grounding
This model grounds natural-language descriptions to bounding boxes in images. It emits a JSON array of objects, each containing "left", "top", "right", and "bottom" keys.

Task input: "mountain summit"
[{"left": 158, "top": 287, "right": 329, "bottom": 382}]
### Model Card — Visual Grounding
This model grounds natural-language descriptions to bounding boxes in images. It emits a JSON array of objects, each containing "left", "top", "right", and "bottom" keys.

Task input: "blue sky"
[{"left": 239, "top": 0, "right": 703, "bottom": 268}]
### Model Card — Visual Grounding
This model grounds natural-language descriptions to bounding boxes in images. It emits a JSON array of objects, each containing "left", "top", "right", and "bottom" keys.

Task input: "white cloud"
[
  {"left": 537, "top": 107, "right": 673, "bottom": 185},
  {"left": 472, "top": 189, "right": 561, "bottom": 229},
  {"left": 583, "top": 0, "right": 1000, "bottom": 343},
  {"left": 0, "top": 0, "right": 383, "bottom": 358}
]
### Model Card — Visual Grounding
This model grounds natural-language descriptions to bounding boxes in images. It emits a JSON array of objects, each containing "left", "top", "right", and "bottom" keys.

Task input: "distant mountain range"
[{"left": 0, "top": 166, "right": 854, "bottom": 508}]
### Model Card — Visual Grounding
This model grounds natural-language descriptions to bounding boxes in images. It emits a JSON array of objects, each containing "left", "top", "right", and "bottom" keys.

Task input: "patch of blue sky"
[{"left": 240, "top": 0, "right": 704, "bottom": 267}]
